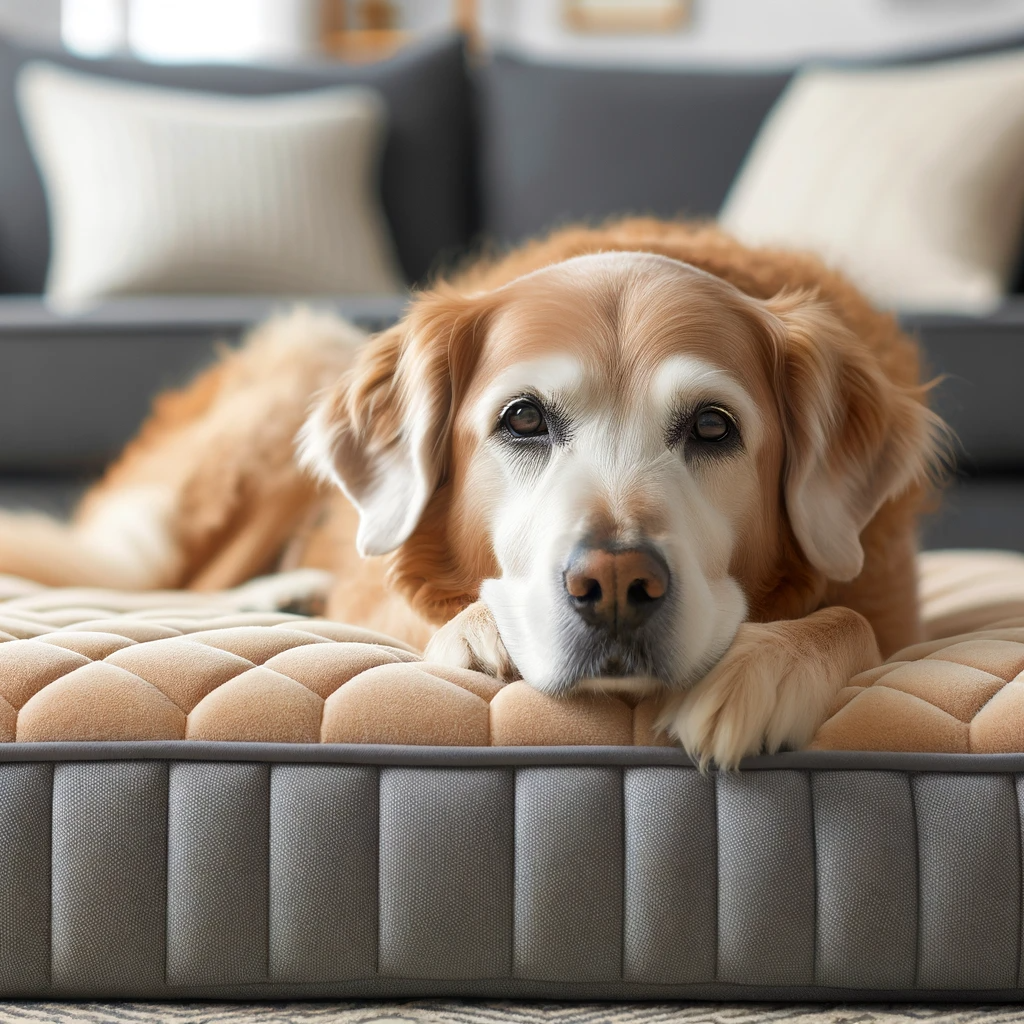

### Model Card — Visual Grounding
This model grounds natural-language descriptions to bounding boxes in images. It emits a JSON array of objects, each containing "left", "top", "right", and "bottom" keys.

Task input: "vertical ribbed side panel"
[
  {"left": 717, "top": 770, "right": 815, "bottom": 986},
  {"left": 378, "top": 767, "right": 513, "bottom": 980},
  {"left": 812, "top": 771, "right": 917, "bottom": 989},
  {"left": 622, "top": 766, "right": 716, "bottom": 984},
  {"left": 166, "top": 762, "right": 269, "bottom": 987},
  {"left": 915, "top": 773, "right": 1020, "bottom": 990},
  {"left": 51, "top": 762, "right": 167, "bottom": 995},
  {"left": 514, "top": 766, "right": 623, "bottom": 983},
  {"left": 0, "top": 763, "right": 51, "bottom": 995},
  {"left": 269, "top": 764, "right": 378, "bottom": 983},
  {"left": 8, "top": 753, "right": 1024, "bottom": 999}
]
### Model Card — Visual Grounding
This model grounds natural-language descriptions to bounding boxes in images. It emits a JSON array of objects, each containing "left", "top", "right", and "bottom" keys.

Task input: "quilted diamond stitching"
[{"left": 0, "top": 569, "right": 1022, "bottom": 750}]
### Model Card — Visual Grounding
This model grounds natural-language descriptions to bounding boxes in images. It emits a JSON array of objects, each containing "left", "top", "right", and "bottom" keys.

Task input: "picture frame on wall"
[
  {"left": 563, "top": 0, "right": 693, "bottom": 34},
  {"left": 319, "top": 0, "right": 479, "bottom": 61}
]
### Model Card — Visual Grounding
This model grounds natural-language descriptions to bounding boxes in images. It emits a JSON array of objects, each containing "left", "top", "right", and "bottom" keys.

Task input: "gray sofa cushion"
[
  {"left": 477, "top": 51, "right": 790, "bottom": 244},
  {"left": 0, "top": 295, "right": 406, "bottom": 474},
  {"left": 3, "top": 294, "right": 1021, "bottom": 476},
  {"left": 475, "top": 41, "right": 1024, "bottom": 284},
  {"left": 1, "top": 742, "right": 1023, "bottom": 999},
  {"left": 0, "top": 33, "right": 475, "bottom": 292},
  {"left": 0, "top": 476, "right": 86, "bottom": 517},
  {"left": 905, "top": 298, "right": 1024, "bottom": 471},
  {"left": 921, "top": 475, "right": 1024, "bottom": 553}
]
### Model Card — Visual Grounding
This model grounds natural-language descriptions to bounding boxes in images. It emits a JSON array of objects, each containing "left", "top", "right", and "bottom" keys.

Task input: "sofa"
[{"left": 0, "top": 31, "right": 1022, "bottom": 553}]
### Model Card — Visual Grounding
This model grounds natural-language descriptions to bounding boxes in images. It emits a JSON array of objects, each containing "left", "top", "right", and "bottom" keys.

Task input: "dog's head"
[{"left": 302, "top": 252, "right": 940, "bottom": 692}]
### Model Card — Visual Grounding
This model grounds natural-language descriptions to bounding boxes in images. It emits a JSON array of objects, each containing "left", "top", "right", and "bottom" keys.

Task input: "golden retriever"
[{"left": 0, "top": 219, "right": 945, "bottom": 766}]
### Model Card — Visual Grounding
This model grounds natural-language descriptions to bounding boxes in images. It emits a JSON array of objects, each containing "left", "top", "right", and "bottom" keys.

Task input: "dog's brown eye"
[
  {"left": 693, "top": 408, "right": 731, "bottom": 441},
  {"left": 502, "top": 400, "right": 548, "bottom": 437}
]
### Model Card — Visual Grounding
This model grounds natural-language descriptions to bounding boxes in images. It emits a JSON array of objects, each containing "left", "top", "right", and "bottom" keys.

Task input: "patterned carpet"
[{"left": 0, "top": 1003, "right": 1021, "bottom": 1024}]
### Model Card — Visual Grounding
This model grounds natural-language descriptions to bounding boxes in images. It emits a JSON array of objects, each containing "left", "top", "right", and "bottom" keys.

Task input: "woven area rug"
[{"left": 0, "top": 1002, "right": 1021, "bottom": 1023}]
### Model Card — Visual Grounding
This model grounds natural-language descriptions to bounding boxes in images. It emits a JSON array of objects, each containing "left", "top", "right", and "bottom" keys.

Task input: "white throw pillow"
[
  {"left": 719, "top": 50, "right": 1024, "bottom": 313},
  {"left": 17, "top": 62, "right": 404, "bottom": 307}
]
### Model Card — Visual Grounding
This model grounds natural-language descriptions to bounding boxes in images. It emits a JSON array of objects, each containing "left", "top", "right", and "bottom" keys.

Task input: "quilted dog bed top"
[{"left": 0, "top": 550, "right": 1023, "bottom": 752}]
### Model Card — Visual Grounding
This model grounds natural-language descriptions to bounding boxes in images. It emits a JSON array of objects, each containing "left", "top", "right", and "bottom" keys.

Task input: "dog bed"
[
  {"left": 0, "top": 550, "right": 1023, "bottom": 1000},
  {"left": 0, "top": 550, "right": 1022, "bottom": 750}
]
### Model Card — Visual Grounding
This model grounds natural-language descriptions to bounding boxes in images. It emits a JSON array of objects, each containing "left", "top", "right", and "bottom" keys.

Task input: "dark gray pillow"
[
  {"left": 476, "top": 52, "right": 790, "bottom": 245},
  {"left": 0, "top": 33, "right": 476, "bottom": 293}
]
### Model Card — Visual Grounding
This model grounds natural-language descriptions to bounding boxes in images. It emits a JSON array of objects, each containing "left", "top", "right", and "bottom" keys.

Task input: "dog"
[{"left": 0, "top": 219, "right": 945, "bottom": 766}]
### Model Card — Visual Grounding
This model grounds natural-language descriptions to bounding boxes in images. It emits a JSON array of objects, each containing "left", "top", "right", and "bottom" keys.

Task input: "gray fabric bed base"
[{"left": 0, "top": 743, "right": 1022, "bottom": 1002}]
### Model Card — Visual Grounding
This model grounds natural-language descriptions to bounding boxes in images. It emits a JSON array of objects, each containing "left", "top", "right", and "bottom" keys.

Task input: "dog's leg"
[
  {"left": 0, "top": 310, "right": 359, "bottom": 592},
  {"left": 228, "top": 568, "right": 336, "bottom": 615},
  {"left": 664, "top": 606, "right": 880, "bottom": 769},
  {"left": 424, "top": 601, "right": 519, "bottom": 681},
  {"left": 0, "top": 493, "right": 178, "bottom": 589}
]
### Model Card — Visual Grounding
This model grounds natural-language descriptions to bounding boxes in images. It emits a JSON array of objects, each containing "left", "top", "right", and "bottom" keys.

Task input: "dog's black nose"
[{"left": 563, "top": 544, "right": 670, "bottom": 632}]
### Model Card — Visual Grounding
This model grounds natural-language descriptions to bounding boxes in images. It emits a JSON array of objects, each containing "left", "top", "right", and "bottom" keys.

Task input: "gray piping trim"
[{"left": 1, "top": 742, "right": 1024, "bottom": 772}]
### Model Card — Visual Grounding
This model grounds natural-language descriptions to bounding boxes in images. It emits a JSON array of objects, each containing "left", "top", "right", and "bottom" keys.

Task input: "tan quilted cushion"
[
  {"left": 811, "top": 630, "right": 1024, "bottom": 752},
  {"left": 0, "top": 577, "right": 671, "bottom": 746},
  {"left": 1, "top": 548, "right": 1023, "bottom": 751}
]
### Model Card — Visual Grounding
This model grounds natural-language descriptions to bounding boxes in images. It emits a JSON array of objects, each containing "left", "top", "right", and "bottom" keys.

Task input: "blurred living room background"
[
  {"left": 1, "top": 0, "right": 1024, "bottom": 555},
  {"left": 4, "top": 0, "right": 1024, "bottom": 65}
]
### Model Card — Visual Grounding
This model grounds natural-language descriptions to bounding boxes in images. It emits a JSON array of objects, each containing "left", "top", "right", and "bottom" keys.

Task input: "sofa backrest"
[
  {"left": 5, "top": 30, "right": 1024, "bottom": 298},
  {"left": 476, "top": 53, "right": 790, "bottom": 245},
  {"left": 474, "top": 40, "right": 1024, "bottom": 295},
  {"left": 0, "top": 33, "right": 477, "bottom": 293}
]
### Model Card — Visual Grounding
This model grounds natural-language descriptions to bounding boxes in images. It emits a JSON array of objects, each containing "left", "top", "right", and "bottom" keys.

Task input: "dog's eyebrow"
[
  {"left": 652, "top": 356, "right": 763, "bottom": 447},
  {"left": 468, "top": 355, "right": 584, "bottom": 436}
]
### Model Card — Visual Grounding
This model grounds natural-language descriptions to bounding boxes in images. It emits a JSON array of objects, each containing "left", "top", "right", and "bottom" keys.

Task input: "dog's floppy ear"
[
  {"left": 300, "top": 290, "right": 486, "bottom": 557},
  {"left": 764, "top": 292, "right": 943, "bottom": 582}
]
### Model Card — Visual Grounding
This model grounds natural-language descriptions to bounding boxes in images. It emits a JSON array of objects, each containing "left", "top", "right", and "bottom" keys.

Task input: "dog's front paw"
[
  {"left": 665, "top": 607, "right": 880, "bottom": 770},
  {"left": 231, "top": 569, "right": 335, "bottom": 615},
  {"left": 664, "top": 623, "right": 802, "bottom": 770},
  {"left": 424, "top": 601, "right": 520, "bottom": 681}
]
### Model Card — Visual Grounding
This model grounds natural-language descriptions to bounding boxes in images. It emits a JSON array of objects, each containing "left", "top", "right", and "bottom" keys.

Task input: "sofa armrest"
[
  {"left": 902, "top": 298, "right": 1024, "bottom": 472},
  {"left": 0, "top": 295, "right": 407, "bottom": 474}
]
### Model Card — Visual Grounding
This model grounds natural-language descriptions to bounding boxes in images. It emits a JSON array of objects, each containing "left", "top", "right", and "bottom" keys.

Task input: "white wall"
[
  {"left": 480, "top": 0, "right": 1024, "bottom": 68},
  {"left": 392, "top": 0, "right": 456, "bottom": 35},
  {"left": 20, "top": 0, "right": 455, "bottom": 63},
  {"left": 0, "top": 0, "right": 61, "bottom": 43},
  {"left": 6, "top": 0, "right": 1024, "bottom": 68},
  {"left": 128, "top": 0, "right": 321, "bottom": 63}
]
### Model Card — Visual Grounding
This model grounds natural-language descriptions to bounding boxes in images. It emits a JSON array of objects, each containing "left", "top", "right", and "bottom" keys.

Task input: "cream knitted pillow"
[
  {"left": 719, "top": 50, "right": 1024, "bottom": 313},
  {"left": 17, "top": 62, "right": 404, "bottom": 307}
]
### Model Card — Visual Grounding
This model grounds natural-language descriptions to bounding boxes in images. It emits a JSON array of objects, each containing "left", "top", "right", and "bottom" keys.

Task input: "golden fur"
[{"left": 0, "top": 219, "right": 945, "bottom": 766}]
